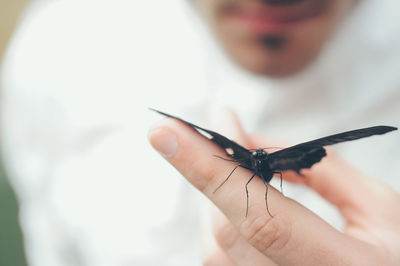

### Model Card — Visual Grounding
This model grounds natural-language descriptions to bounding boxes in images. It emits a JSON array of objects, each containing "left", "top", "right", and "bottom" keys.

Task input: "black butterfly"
[{"left": 151, "top": 108, "right": 397, "bottom": 217}]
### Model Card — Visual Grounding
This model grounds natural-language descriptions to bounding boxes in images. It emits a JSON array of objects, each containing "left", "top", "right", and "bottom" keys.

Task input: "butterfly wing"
[
  {"left": 267, "top": 146, "right": 327, "bottom": 173},
  {"left": 151, "top": 109, "right": 253, "bottom": 167},
  {"left": 284, "top": 126, "right": 397, "bottom": 147},
  {"left": 268, "top": 126, "right": 397, "bottom": 172}
]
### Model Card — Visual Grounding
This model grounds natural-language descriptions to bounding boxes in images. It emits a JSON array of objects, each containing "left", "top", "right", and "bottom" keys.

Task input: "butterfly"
[{"left": 151, "top": 108, "right": 397, "bottom": 217}]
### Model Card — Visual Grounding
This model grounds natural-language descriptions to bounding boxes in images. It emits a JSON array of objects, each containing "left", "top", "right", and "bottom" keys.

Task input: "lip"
[{"left": 220, "top": 0, "right": 329, "bottom": 34}]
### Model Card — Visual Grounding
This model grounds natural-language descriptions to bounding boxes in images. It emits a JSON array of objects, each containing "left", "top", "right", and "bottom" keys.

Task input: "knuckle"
[{"left": 240, "top": 214, "right": 292, "bottom": 255}]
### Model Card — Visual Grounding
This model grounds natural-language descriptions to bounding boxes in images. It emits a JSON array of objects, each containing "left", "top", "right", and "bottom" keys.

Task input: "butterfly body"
[
  {"left": 249, "top": 149, "right": 274, "bottom": 183},
  {"left": 151, "top": 108, "right": 397, "bottom": 216}
]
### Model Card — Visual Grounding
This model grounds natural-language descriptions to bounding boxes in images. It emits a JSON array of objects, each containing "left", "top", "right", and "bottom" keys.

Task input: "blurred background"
[
  {"left": 0, "top": 0, "right": 29, "bottom": 61},
  {"left": 1, "top": 1, "right": 399, "bottom": 265},
  {"left": 0, "top": 0, "right": 29, "bottom": 265}
]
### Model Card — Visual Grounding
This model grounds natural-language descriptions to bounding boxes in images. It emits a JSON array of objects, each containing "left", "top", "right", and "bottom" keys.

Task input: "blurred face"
[{"left": 193, "top": 0, "right": 358, "bottom": 77}]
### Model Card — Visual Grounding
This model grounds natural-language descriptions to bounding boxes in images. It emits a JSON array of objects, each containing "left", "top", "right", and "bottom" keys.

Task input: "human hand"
[{"left": 148, "top": 109, "right": 400, "bottom": 266}]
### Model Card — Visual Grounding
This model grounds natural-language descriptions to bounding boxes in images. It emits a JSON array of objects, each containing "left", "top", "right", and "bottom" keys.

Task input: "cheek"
[{"left": 327, "top": 0, "right": 360, "bottom": 25}]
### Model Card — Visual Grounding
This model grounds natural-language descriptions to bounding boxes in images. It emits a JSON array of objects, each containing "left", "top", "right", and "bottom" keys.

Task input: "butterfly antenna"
[
  {"left": 263, "top": 146, "right": 284, "bottom": 150},
  {"left": 213, "top": 155, "right": 236, "bottom": 162},
  {"left": 249, "top": 147, "right": 284, "bottom": 151},
  {"left": 245, "top": 173, "right": 257, "bottom": 218},
  {"left": 214, "top": 164, "right": 241, "bottom": 193},
  {"left": 263, "top": 180, "right": 274, "bottom": 218}
]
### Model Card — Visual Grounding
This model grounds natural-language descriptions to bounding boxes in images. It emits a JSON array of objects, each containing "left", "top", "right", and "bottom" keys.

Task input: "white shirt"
[{"left": 1, "top": 0, "right": 399, "bottom": 265}]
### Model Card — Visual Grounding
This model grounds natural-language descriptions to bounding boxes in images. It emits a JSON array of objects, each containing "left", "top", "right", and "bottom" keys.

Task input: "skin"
[
  {"left": 193, "top": 0, "right": 358, "bottom": 77},
  {"left": 148, "top": 1, "right": 400, "bottom": 264},
  {"left": 148, "top": 109, "right": 400, "bottom": 265}
]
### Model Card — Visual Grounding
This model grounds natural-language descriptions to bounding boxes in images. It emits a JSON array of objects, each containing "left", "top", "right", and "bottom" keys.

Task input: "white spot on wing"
[{"left": 225, "top": 148, "right": 234, "bottom": 155}]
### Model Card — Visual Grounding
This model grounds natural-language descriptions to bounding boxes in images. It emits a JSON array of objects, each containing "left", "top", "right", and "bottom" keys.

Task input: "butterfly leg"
[
  {"left": 273, "top": 171, "right": 283, "bottom": 195},
  {"left": 214, "top": 164, "right": 243, "bottom": 193},
  {"left": 262, "top": 180, "right": 274, "bottom": 218},
  {"left": 245, "top": 173, "right": 257, "bottom": 217}
]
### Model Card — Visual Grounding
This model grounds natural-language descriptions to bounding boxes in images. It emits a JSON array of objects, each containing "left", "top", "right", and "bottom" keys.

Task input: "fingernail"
[{"left": 148, "top": 127, "right": 178, "bottom": 158}]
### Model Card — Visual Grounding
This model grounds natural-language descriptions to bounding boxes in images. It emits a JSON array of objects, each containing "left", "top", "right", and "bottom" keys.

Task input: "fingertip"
[
  {"left": 148, "top": 121, "right": 179, "bottom": 158},
  {"left": 208, "top": 104, "right": 235, "bottom": 127},
  {"left": 213, "top": 217, "right": 240, "bottom": 252},
  {"left": 208, "top": 104, "right": 247, "bottom": 145},
  {"left": 203, "top": 249, "right": 234, "bottom": 266}
]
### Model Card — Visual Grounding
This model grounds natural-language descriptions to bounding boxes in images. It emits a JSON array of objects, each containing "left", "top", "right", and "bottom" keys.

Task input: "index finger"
[{"left": 148, "top": 118, "right": 379, "bottom": 265}]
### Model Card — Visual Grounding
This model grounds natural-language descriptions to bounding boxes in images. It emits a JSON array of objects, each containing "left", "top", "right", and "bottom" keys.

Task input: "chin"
[
  {"left": 223, "top": 38, "right": 320, "bottom": 78},
  {"left": 235, "top": 60, "right": 311, "bottom": 78}
]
